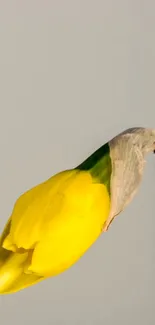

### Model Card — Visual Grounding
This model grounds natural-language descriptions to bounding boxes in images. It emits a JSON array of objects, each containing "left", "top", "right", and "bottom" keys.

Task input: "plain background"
[{"left": 0, "top": 1, "right": 155, "bottom": 324}]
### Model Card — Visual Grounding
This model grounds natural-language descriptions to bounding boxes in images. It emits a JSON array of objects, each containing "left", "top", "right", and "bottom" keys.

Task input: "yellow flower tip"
[{"left": 0, "top": 252, "right": 28, "bottom": 294}]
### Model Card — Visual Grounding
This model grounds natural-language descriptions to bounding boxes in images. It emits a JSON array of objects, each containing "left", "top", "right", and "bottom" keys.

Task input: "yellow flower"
[
  {"left": 0, "top": 169, "right": 110, "bottom": 294},
  {"left": 1, "top": 126, "right": 154, "bottom": 294}
]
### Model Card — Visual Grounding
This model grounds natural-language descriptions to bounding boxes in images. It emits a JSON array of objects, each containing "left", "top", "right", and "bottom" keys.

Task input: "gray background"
[{"left": 0, "top": 1, "right": 154, "bottom": 324}]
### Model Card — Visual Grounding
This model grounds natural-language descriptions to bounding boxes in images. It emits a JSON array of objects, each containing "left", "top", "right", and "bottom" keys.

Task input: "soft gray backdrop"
[{"left": 0, "top": 1, "right": 154, "bottom": 324}]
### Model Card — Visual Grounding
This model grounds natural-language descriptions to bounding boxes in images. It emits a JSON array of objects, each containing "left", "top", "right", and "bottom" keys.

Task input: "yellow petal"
[
  {"left": 28, "top": 182, "right": 110, "bottom": 276},
  {"left": 0, "top": 169, "right": 110, "bottom": 293}
]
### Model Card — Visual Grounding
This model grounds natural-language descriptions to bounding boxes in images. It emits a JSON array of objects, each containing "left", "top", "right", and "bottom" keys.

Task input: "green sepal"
[{"left": 75, "top": 142, "right": 112, "bottom": 194}]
